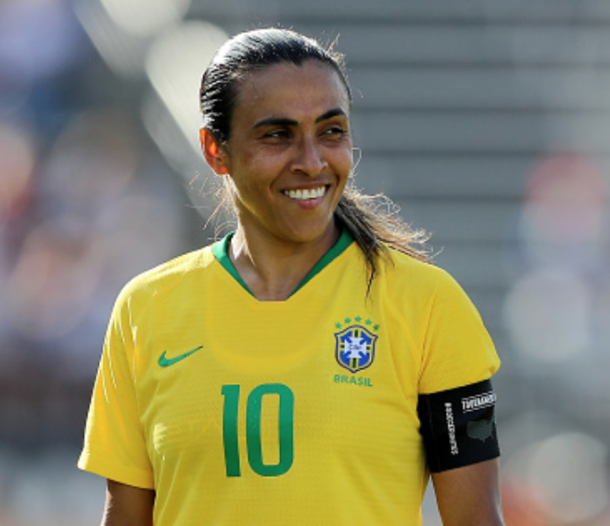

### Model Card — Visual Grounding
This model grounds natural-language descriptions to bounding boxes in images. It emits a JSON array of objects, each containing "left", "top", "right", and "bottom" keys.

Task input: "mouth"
[{"left": 282, "top": 185, "right": 328, "bottom": 201}]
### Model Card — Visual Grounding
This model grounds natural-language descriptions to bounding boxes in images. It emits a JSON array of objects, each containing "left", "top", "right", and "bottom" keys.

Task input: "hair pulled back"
[
  {"left": 200, "top": 28, "right": 429, "bottom": 287},
  {"left": 201, "top": 28, "right": 350, "bottom": 144}
]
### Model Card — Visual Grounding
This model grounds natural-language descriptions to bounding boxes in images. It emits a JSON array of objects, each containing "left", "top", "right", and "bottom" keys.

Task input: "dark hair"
[
  {"left": 201, "top": 28, "right": 350, "bottom": 144},
  {"left": 200, "top": 28, "right": 429, "bottom": 286}
]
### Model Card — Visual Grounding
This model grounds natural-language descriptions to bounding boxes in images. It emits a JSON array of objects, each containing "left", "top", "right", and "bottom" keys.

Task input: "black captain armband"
[{"left": 418, "top": 379, "right": 500, "bottom": 473}]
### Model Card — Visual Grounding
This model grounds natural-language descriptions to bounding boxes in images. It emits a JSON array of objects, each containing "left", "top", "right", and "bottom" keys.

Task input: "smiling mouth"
[{"left": 283, "top": 186, "right": 327, "bottom": 200}]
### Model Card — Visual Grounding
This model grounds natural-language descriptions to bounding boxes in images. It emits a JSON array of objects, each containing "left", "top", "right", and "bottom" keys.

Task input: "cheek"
[
  {"left": 229, "top": 157, "right": 278, "bottom": 202},
  {"left": 336, "top": 149, "right": 354, "bottom": 181},
  {"left": 233, "top": 143, "right": 284, "bottom": 179}
]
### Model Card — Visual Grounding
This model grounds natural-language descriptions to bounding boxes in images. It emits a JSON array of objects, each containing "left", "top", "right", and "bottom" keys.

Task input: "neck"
[{"left": 229, "top": 223, "right": 340, "bottom": 301}]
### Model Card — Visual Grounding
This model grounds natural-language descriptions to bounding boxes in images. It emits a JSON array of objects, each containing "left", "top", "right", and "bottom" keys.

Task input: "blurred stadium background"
[{"left": 1, "top": 0, "right": 609, "bottom": 524}]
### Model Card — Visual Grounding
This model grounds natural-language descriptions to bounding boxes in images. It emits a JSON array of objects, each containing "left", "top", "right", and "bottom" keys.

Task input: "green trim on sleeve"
[{"left": 212, "top": 229, "right": 354, "bottom": 298}]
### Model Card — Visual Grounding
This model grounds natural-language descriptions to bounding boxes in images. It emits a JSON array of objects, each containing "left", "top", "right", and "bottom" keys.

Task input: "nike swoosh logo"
[{"left": 158, "top": 346, "right": 203, "bottom": 368}]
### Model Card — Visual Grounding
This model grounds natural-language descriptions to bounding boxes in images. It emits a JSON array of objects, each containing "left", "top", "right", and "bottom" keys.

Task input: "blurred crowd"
[
  {"left": 0, "top": 2, "right": 197, "bottom": 522},
  {"left": 0, "top": 0, "right": 191, "bottom": 449},
  {"left": 498, "top": 154, "right": 610, "bottom": 526}
]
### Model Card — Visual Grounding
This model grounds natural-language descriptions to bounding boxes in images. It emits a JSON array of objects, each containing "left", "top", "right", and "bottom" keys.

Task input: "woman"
[{"left": 79, "top": 28, "right": 504, "bottom": 526}]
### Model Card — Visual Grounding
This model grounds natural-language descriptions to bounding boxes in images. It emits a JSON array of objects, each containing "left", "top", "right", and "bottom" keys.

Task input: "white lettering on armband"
[
  {"left": 461, "top": 391, "right": 497, "bottom": 413},
  {"left": 445, "top": 402, "right": 459, "bottom": 456}
]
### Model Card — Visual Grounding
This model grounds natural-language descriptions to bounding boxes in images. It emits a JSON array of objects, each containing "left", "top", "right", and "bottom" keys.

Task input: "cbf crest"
[{"left": 335, "top": 318, "right": 379, "bottom": 373}]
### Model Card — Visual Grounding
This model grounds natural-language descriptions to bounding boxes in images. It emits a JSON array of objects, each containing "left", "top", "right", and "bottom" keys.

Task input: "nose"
[{"left": 290, "top": 136, "right": 327, "bottom": 177}]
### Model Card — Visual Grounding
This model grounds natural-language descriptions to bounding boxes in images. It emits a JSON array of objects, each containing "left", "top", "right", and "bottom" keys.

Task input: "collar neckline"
[{"left": 212, "top": 229, "right": 354, "bottom": 298}]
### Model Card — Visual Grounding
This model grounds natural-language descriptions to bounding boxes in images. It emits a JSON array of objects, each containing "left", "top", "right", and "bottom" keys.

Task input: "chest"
[{"left": 134, "top": 289, "right": 423, "bottom": 476}]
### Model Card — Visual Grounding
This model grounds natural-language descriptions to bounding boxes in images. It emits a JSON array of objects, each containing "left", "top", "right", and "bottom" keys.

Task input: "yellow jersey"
[{"left": 78, "top": 231, "right": 500, "bottom": 525}]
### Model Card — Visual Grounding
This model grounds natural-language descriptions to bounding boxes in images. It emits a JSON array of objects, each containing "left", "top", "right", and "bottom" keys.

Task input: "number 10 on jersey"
[{"left": 221, "top": 384, "right": 295, "bottom": 477}]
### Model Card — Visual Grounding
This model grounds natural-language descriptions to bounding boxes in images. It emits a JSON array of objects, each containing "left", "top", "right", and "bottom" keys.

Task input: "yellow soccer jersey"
[{"left": 78, "top": 231, "right": 500, "bottom": 526}]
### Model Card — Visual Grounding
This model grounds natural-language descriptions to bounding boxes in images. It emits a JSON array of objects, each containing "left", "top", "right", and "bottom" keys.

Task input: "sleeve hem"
[{"left": 77, "top": 453, "right": 155, "bottom": 490}]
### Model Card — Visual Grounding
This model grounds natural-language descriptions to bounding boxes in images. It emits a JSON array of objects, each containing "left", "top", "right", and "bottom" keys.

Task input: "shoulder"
[
  {"left": 371, "top": 246, "right": 478, "bottom": 318},
  {"left": 114, "top": 245, "right": 216, "bottom": 311},
  {"left": 379, "top": 246, "right": 458, "bottom": 292}
]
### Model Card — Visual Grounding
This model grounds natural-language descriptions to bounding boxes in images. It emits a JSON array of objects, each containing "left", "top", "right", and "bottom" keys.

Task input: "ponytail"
[{"left": 335, "top": 184, "right": 430, "bottom": 289}]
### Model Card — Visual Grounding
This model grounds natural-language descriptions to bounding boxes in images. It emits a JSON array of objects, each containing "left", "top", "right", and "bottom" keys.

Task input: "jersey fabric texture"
[{"left": 78, "top": 231, "right": 500, "bottom": 526}]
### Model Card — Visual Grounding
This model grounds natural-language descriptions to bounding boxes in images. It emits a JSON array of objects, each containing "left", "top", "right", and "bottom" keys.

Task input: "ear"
[{"left": 200, "top": 128, "right": 230, "bottom": 175}]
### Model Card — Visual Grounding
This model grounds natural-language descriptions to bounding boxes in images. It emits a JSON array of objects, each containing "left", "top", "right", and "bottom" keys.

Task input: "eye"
[
  {"left": 322, "top": 126, "right": 348, "bottom": 139},
  {"left": 263, "top": 129, "right": 291, "bottom": 140}
]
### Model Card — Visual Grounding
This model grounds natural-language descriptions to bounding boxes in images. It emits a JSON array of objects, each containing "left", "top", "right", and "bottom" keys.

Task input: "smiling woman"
[
  {"left": 201, "top": 60, "right": 354, "bottom": 298},
  {"left": 199, "top": 29, "right": 429, "bottom": 297},
  {"left": 78, "top": 28, "right": 505, "bottom": 526}
]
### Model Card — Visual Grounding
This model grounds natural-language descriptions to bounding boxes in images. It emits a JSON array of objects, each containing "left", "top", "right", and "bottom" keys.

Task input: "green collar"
[{"left": 212, "top": 229, "right": 354, "bottom": 298}]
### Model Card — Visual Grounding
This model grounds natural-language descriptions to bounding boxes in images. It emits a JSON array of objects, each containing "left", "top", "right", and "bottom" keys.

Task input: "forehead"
[{"left": 232, "top": 61, "right": 350, "bottom": 123}]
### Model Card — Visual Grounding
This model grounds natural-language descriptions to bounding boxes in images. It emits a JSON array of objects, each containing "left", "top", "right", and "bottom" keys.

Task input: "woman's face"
[{"left": 215, "top": 60, "right": 353, "bottom": 245}]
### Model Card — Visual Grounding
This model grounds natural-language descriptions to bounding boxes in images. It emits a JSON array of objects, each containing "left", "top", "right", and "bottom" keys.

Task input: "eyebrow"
[{"left": 252, "top": 107, "right": 348, "bottom": 129}]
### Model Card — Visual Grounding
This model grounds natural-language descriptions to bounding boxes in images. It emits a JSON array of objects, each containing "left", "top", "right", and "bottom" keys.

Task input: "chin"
[{"left": 279, "top": 223, "right": 336, "bottom": 245}]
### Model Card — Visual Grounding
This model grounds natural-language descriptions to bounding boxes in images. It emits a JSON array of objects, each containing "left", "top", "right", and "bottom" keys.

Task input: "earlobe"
[{"left": 200, "top": 128, "right": 230, "bottom": 175}]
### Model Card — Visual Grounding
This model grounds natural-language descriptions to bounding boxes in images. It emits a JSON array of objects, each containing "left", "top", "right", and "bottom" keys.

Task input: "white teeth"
[{"left": 284, "top": 186, "right": 326, "bottom": 200}]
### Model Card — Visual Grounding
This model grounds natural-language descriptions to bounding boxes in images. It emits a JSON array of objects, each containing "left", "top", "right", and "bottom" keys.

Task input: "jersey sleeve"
[
  {"left": 417, "top": 268, "right": 501, "bottom": 471},
  {"left": 418, "top": 268, "right": 500, "bottom": 394},
  {"left": 77, "top": 285, "right": 154, "bottom": 489}
]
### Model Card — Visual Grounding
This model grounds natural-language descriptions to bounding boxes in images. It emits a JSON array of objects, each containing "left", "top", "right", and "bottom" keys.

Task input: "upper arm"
[
  {"left": 431, "top": 459, "right": 505, "bottom": 526},
  {"left": 101, "top": 479, "right": 155, "bottom": 526},
  {"left": 78, "top": 287, "right": 154, "bottom": 488}
]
